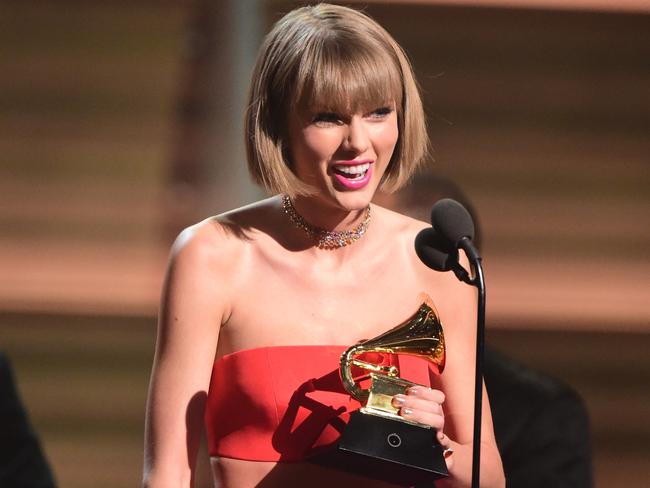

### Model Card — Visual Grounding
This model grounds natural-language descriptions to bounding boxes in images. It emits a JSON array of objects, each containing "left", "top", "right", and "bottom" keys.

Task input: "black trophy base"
[{"left": 312, "top": 411, "right": 448, "bottom": 486}]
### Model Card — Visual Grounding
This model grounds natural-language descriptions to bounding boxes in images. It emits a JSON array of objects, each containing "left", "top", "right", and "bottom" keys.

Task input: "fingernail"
[
  {"left": 407, "top": 386, "right": 420, "bottom": 395},
  {"left": 444, "top": 448, "right": 454, "bottom": 458},
  {"left": 392, "top": 395, "right": 406, "bottom": 407},
  {"left": 401, "top": 407, "right": 413, "bottom": 416}
]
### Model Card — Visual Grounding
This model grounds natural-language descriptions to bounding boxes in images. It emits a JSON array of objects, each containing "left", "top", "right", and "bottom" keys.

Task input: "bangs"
[{"left": 293, "top": 39, "right": 403, "bottom": 115}]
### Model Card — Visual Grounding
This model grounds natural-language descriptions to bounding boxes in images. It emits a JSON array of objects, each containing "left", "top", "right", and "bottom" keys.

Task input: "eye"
[
  {"left": 312, "top": 112, "right": 343, "bottom": 126},
  {"left": 367, "top": 107, "right": 393, "bottom": 119}
]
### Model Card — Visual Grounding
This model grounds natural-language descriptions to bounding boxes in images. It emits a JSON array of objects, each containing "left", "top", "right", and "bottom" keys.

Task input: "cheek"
[
  {"left": 301, "top": 128, "right": 340, "bottom": 159},
  {"left": 289, "top": 129, "right": 338, "bottom": 179},
  {"left": 374, "top": 123, "right": 399, "bottom": 159},
  {"left": 295, "top": 131, "right": 339, "bottom": 171}
]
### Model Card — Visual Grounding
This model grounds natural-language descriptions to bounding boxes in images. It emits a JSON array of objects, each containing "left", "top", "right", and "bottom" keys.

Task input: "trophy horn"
[{"left": 340, "top": 298, "right": 446, "bottom": 402}]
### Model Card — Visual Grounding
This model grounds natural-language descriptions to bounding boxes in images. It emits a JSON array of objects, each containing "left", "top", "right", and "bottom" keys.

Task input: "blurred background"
[{"left": 0, "top": 0, "right": 648, "bottom": 487}]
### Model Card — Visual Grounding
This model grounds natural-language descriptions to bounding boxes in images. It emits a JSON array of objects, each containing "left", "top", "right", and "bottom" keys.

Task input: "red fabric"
[{"left": 205, "top": 345, "right": 436, "bottom": 461}]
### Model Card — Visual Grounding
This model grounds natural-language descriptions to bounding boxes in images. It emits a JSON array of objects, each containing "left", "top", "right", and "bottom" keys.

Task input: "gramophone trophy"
[{"left": 337, "top": 298, "right": 449, "bottom": 485}]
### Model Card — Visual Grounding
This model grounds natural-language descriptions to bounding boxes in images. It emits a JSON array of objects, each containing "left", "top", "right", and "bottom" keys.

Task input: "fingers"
[
  {"left": 391, "top": 386, "right": 445, "bottom": 430},
  {"left": 437, "top": 431, "right": 455, "bottom": 470},
  {"left": 400, "top": 407, "right": 444, "bottom": 430},
  {"left": 437, "top": 431, "right": 452, "bottom": 451},
  {"left": 407, "top": 386, "right": 445, "bottom": 404},
  {"left": 390, "top": 388, "right": 454, "bottom": 470},
  {"left": 393, "top": 394, "right": 443, "bottom": 414}
]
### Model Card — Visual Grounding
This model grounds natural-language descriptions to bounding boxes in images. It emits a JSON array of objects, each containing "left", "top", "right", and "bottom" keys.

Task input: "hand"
[
  {"left": 392, "top": 386, "right": 445, "bottom": 430},
  {"left": 392, "top": 386, "right": 455, "bottom": 468}
]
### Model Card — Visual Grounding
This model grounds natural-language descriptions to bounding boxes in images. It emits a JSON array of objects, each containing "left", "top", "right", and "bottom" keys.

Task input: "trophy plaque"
[{"left": 336, "top": 298, "right": 449, "bottom": 485}]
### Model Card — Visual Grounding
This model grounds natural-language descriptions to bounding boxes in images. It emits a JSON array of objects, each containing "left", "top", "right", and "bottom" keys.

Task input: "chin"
[{"left": 331, "top": 187, "right": 377, "bottom": 211}]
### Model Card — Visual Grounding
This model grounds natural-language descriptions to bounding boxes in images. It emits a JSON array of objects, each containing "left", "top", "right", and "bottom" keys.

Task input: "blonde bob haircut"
[{"left": 245, "top": 3, "right": 428, "bottom": 196}]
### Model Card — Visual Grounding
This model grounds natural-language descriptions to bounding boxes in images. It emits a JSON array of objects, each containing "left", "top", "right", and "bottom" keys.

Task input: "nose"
[{"left": 343, "top": 116, "right": 369, "bottom": 154}]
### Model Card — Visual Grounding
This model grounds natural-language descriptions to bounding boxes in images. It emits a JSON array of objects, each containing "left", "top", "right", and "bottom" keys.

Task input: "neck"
[
  {"left": 290, "top": 195, "right": 367, "bottom": 230},
  {"left": 283, "top": 194, "right": 372, "bottom": 250}
]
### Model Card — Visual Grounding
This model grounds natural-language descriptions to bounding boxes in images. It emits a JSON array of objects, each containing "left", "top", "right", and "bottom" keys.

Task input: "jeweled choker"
[{"left": 281, "top": 194, "right": 371, "bottom": 249}]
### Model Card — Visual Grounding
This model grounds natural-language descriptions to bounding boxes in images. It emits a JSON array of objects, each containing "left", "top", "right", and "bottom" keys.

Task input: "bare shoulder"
[
  {"left": 163, "top": 197, "right": 281, "bottom": 318},
  {"left": 170, "top": 196, "right": 280, "bottom": 269},
  {"left": 167, "top": 219, "right": 238, "bottom": 282}
]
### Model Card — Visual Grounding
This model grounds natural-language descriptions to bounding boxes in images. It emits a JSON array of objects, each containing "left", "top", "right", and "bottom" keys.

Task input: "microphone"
[
  {"left": 431, "top": 198, "right": 481, "bottom": 264},
  {"left": 431, "top": 198, "right": 475, "bottom": 248},
  {"left": 416, "top": 198, "right": 485, "bottom": 488},
  {"left": 414, "top": 228, "right": 457, "bottom": 272}
]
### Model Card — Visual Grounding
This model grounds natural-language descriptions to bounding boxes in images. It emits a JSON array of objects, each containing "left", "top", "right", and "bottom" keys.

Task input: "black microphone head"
[
  {"left": 414, "top": 228, "right": 458, "bottom": 272},
  {"left": 430, "top": 198, "right": 475, "bottom": 247}
]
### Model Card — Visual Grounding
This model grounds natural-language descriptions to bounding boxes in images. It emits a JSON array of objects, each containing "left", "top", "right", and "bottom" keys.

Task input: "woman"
[{"left": 143, "top": 4, "right": 504, "bottom": 488}]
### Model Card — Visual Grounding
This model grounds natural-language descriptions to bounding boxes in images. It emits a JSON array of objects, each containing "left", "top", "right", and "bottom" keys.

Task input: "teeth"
[{"left": 336, "top": 163, "right": 370, "bottom": 175}]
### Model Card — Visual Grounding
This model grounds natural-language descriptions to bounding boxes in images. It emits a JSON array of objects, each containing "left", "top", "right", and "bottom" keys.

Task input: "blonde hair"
[{"left": 245, "top": 3, "right": 428, "bottom": 196}]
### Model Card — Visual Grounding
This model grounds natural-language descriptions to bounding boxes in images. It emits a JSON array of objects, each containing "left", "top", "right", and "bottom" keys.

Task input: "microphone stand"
[{"left": 457, "top": 238, "right": 485, "bottom": 488}]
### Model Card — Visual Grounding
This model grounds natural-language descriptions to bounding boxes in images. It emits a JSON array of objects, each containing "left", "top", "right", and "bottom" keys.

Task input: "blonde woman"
[{"left": 144, "top": 4, "right": 504, "bottom": 488}]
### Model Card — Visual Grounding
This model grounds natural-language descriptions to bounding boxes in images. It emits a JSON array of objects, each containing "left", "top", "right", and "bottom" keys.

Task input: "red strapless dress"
[{"left": 205, "top": 345, "right": 438, "bottom": 461}]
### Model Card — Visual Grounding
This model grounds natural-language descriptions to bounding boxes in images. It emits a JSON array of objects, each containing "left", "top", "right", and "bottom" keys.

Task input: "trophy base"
[{"left": 314, "top": 411, "right": 449, "bottom": 486}]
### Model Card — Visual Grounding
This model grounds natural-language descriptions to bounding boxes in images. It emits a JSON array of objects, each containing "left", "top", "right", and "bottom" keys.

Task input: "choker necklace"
[{"left": 281, "top": 194, "right": 371, "bottom": 249}]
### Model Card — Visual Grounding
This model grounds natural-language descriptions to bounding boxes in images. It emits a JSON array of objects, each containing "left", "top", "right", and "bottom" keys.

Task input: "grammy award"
[{"left": 336, "top": 297, "right": 449, "bottom": 485}]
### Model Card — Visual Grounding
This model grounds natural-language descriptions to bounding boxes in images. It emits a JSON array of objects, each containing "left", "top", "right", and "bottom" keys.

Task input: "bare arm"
[{"left": 143, "top": 224, "right": 232, "bottom": 488}]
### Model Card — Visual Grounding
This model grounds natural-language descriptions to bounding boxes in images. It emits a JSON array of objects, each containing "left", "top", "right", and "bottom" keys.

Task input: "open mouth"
[
  {"left": 331, "top": 161, "right": 374, "bottom": 190},
  {"left": 332, "top": 162, "right": 371, "bottom": 180}
]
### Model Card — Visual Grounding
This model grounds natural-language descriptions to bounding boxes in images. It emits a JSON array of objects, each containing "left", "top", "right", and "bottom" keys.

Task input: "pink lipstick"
[{"left": 331, "top": 160, "right": 374, "bottom": 190}]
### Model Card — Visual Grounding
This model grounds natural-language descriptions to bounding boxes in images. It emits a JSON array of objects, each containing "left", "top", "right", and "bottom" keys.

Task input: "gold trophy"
[{"left": 336, "top": 297, "right": 449, "bottom": 485}]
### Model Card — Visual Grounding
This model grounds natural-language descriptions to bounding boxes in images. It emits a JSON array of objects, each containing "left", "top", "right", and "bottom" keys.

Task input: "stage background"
[{"left": 1, "top": 1, "right": 648, "bottom": 487}]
